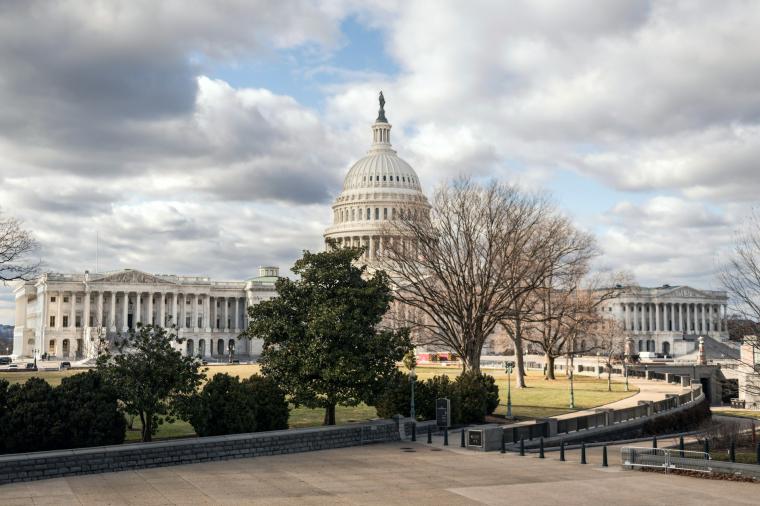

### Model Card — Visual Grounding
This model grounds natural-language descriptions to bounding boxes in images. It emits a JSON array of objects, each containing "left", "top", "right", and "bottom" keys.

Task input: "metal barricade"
[{"left": 621, "top": 447, "right": 712, "bottom": 474}]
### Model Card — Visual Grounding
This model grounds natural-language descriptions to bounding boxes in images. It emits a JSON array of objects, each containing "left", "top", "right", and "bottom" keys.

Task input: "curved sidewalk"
[{"left": 553, "top": 378, "right": 689, "bottom": 420}]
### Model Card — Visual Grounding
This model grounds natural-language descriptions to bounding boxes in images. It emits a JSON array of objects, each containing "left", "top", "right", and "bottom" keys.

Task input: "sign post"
[
  {"left": 505, "top": 361, "right": 514, "bottom": 419},
  {"left": 436, "top": 398, "right": 451, "bottom": 429}
]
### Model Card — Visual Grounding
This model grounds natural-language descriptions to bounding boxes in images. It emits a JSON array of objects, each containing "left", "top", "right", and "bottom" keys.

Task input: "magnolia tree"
[{"left": 242, "top": 245, "right": 411, "bottom": 425}]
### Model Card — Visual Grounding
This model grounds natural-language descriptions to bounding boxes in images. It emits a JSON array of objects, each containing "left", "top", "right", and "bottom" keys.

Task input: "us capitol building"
[
  {"left": 11, "top": 267, "right": 278, "bottom": 360},
  {"left": 11, "top": 93, "right": 730, "bottom": 362}
]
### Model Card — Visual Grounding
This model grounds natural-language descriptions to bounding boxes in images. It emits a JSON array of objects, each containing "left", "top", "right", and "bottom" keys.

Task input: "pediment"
[
  {"left": 94, "top": 270, "right": 176, "bottom": 285},
  {"left": 662, "top": 286, "right": 709, "bottom": 299}
]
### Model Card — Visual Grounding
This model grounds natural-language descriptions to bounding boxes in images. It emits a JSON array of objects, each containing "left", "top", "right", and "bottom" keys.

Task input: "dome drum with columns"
[{"left": 324, "top": 92, "right": 430, "bottom": 260}]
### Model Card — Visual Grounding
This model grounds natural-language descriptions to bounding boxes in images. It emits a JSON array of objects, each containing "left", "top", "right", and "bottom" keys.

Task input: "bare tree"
[
  {"left": 721, "top": 209, "right": 760, "bottom": 400},
  {"left": 379, "top": 178, "right": 560, "bottom": 373},
  {"left": 591, "top": 317, "right": 627, "bottom": 392},
  {"left": 0, "top": 210, "right": 40, "bottom": 282}
]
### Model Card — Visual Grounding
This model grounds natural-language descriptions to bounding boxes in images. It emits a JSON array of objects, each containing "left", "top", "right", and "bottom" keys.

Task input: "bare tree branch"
[{"left": 0, "top": 210, "right": 40, "bottom": 282}]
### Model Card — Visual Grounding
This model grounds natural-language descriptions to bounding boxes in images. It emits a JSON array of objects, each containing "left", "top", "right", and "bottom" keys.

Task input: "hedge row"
[
  {"left": 0, "top": 371, "right": 126, "bottom": 454},
  {"left": 375, "top": 371, "right": 499, "bottom": 424}
]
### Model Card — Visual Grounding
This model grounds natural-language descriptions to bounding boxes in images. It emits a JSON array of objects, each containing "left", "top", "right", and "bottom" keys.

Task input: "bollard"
[
  {"left": 520, "top": 438, "right": 525, "bottom": 456},
  {"left": 652, "top": 435, "right": 657, "bottom": 449},
  {"left": 444, "top": 427, "right": 449, "bottom": 446},
  {"left": 427, "top": 426, "right": 432, "bottom": 444},
  {"left": 679, "top": 434, "right": 684, "bottom": 457},
  {"left": 500, "top": 430, "right": 506, "bottom": 454},
  {"left": 602, "top": 446, "right": 608, "bottom": 467},
  {"left": 412, "top": 422, "right": 416, "bottom": 442},
  {"left": 460, "top": 429, "right": 465, "bottom": 448},
  {"left": 539, "top": 437, "right": 545, "bottom": 459},
  {"left": 730, "top": 440, "right": 736, "bottom": 463},
  {"left": 581, "top": 442, "right": 587, "bottom": 464},
  {"left": 560, "top": 441, "right": 565, "bottom": 462}
]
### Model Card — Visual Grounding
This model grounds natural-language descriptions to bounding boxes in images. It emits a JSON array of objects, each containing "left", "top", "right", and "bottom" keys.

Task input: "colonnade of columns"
[
  {"left": 330, "top": 235, "right": 418, "bottom": 260},
  {"left": 621, "top": 302, "right": 727, "bottom": 334},
  {"left": 44, "top": 289, "right": 248, "bottom": 357}
]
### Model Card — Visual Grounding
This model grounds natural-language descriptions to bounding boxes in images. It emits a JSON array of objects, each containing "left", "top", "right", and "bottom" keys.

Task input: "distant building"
[
  {"left": 738, "top": 336, "right": 760, "bottom": 409},
  {"left": 606, "top": 285, "right": 729, "bottom": 358},
  {"left": 12, "top": 266, "right": 279, "bottom": 360}
]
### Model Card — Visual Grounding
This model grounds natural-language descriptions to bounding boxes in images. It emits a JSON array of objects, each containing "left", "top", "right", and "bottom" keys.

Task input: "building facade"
[
  {"left": 323, "top": 92, "right": 430, "bottom": 260},
  {"left": 12, "top": 266, "right": 279, "bottom": 360},
  {"left": 607, "top": 285, "right": 729, "bottom": 357}
]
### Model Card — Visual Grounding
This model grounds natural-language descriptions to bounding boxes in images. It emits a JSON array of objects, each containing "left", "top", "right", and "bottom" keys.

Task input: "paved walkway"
[
  {"left": 2, "top": 439, "right": 756, "bottom": 505},
  {"left": 554, "top": 378, "right": 688, "bottom": 420}
]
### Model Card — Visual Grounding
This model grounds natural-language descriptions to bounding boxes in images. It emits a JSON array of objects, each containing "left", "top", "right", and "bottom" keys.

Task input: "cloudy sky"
[{"left": 1, "top": 0, "right": 758, "bottom": 324}]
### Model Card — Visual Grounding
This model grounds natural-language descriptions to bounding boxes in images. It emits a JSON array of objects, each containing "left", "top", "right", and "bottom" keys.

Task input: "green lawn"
[
  {"left": 3, "top": 363, "right": 636, "bottom": 441},
  {"left": 415, "top": 366, "right": 638, "bottom": 420},
  {"left": 711, "top": 408, "right": 760, "bottom": 420}
]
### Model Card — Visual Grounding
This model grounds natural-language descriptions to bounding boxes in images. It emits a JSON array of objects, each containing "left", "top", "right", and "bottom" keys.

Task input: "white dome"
[
  {"left": 342, "top": 151, "right": 423, "bottom": 192},
  {"left": 324, "top": 92, "right": 430, "bottom": 261}
]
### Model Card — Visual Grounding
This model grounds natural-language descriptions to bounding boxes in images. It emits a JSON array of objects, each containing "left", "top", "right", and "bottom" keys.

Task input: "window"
[
  {"left": 392, "top": 208, "right": 396, "bottom": 219},
  {"left": 402, "top": 177, "right": 405, "bottom": 182},
  {"left": 396, "top": 176, "right": 399, "bottom": 181},
  {"left": 63, "top": 296, "right": 69, "bottom": 303},
  {"left": 76, "top": 296, "right": 82, "bottom": 303},
  {"left": 49, "top": 315, "right": 56, "bottom": 327},
  {"left": 351, "top": 209, "right": 355, "bottom": 220},
  {"left": 366, "top": 208, "right": 370, "bottom": 220},
  {"left": 63, "top": 315, "right": 69, "bottom": 327},
  {"left": 384, "top": 208, "right": 388, "bottom": 219},
  {"left": 186, "top": 316, "right": 192, "bottom": 328},
  {"left": 198, "top": 316, "right": 203, "bottom": 328},
  {"left": 50, "top": 296, "right": 56, "bottom": 303},
  {"left": 383, "top": 175, "right": 386, "bottom": 181},
  {"left": 75, "top": 315, "right": 82, "bottom": 327},
  {"left": 375, "top": 208, "right": 379, "bottom": 220}
]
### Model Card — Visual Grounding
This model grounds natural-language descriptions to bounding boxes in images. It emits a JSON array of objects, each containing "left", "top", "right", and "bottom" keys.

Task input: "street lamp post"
[
  {"left": 624, "top": 361, "right": 629, "bottom": 392},
  {"left": 569, "top": 366, "right": 575, "bottom": 409},
  {"left": 505, "top": 361, "right": 514, "bottom": 419},
  {"left": 410, "top": 367, "right": 416, "bottom": 421},
  {"left": 32, "top": 348, "right": 38, "bottom": 369}
]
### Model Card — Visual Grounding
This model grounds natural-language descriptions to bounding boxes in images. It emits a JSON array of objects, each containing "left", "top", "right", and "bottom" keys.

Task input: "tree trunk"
[
  {"left": 545, "top": 354, "right": 556, "bottom": 380},
  {"left": 323, "top": 403, "right": 336, "bottom": 425},
  {"left": 607, "top": 368, "right": 612, "bottom": 392},
  {"left": 513, "top": 323, "right": 527, "bottom": 388},
  {"left": 141, "top": 412, "right": 152, "bottom": 442},
  {"left": 465, "top": 347, "right": 481, "bottom": 374}
]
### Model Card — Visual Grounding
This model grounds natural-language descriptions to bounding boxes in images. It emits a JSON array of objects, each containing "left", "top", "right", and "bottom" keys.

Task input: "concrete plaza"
[{"left": 2, "top": 435, "right": 757, "bottom": 505}]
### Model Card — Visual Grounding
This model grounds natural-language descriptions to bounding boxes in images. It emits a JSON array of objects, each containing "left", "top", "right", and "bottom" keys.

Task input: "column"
[
  {"left": 223, "top": 297, "right": 229, "bottom": 331},
  {"left": 159, "top": 292, "right": 166, "bottom": 327},
  {"left": 122, "top": 292, "right": 129, "bottom": 332},
  {"left": 110, "top": 292, "right": 116, "bottom": 330},
  {"left": 83, "top": 291, "right": 91, "bottom": 329},
  {"left": 655, "top": 303, "right": 660, "bottom": 331},
  {"left": 663, "top": 304, "right": 669, "bottom": 331},
  {"left": 648, "top": 303, "right": 654, "bottom": 331},
  {"left": 192, "top": 294, "right": 198, "bottom": 330},
  {"left": 135, "top": 292, "right": 142, "bottom": 325},
  {"left": 692, "top": 304, "right": 698, "bottom": 333},
  {"left": 368, "top": 236, "right": 374, "bottom": 260},
  {"left": 96, "top": 291, "right": 104, "bottom": 327},
  {"left": 235, "top": 298, "right": 240, "bottom": 331},
  {"left": 56, "top": 291, "right": 63, "bottom": 329},
  {"left": 172, "top": 293, "right": 179, "bottom": 328},
  {"left": 69, "top": 291, "right": 76, "bottom": 329},
  {"left": 640, "top": 304, "right": 646, "bottom": 332},
  {"left": 624, "top": 303, "right": 631, "bottom": 331},
  {"left": 700, "top": 303, "right": 706, "bottom": 334},
  {"left": 147, "top": 292, "right": 154, "bottom": 326},
  {"left": 679, "top": 303, "right": 685, "bottom": 332}
]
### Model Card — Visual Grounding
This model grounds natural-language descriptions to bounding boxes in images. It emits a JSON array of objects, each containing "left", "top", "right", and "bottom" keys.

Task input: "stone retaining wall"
[{"left": 0, "top": 419, "right": 399, "bottom": 486}]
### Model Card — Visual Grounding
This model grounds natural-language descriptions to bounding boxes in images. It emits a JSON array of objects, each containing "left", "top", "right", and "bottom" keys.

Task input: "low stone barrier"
[{"left": 0, "top": 419, "right": 399, "bottom": 485}]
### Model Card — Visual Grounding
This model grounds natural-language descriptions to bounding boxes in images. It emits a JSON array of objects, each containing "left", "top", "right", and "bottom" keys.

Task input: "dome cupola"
[{"left": 324, "top": 92, "right": 430, "bottom": 261}]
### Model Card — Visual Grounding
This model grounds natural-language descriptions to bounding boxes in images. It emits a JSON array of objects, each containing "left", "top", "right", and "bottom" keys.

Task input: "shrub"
[
  {"left": 186, "top": 373, "right": 289, "bottom": 437},
  {"left": 57, "top": 370, "right": 126, "bottom": 448},
  {"left": 0, "top": 372, "right": 127, "bottom": 455},
  {"left": 374, "top": 371, "right": 412, "bottom": 419},
  {"left": 374, "top": 371, "right": 500, "bottom": 425}
]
